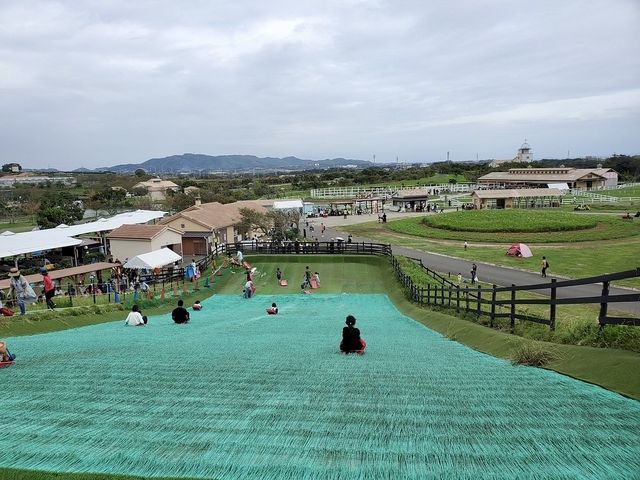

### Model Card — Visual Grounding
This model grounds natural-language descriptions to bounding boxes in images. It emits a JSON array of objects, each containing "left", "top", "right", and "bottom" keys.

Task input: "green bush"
[{"left": 511, "top": 343, "right": 558, "bottom": 367}]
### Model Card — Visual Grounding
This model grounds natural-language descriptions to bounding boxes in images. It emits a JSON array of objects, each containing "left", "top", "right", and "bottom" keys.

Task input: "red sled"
[{"left": 0, "top": 361, "right": 14, "bottom": 369}]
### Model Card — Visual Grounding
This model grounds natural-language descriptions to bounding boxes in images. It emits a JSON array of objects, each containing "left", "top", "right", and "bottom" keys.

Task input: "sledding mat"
[{"left": 1, "top": 294, "right": 639, "bottom": 479}]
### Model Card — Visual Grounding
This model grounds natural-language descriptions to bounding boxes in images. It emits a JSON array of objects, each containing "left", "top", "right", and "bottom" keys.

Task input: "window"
[{"left": 181, "top": 224, "right": 185, "bottom": 229}]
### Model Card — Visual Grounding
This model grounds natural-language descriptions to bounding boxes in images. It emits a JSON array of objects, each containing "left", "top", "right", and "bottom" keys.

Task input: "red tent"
[{"left": 506, "top": 243, "right": 533, "bottom": 258}]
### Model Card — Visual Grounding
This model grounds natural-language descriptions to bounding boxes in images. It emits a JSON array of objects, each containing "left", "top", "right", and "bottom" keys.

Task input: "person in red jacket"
[{"left": 41, "top": 268, "right": 56, "bottom": 310}]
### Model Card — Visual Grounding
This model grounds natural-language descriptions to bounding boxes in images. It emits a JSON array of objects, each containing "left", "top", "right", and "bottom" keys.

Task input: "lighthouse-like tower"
[{"left": 514, "top": 139, "right": 533, "bottom": 163}]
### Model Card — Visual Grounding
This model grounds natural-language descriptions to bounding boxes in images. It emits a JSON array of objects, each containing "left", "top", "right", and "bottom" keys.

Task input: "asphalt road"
[{"left": 322, "top": 224, "right": 640, "bottom": 317}]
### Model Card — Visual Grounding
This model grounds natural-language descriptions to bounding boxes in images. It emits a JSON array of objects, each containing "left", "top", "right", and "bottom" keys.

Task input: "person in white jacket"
[{"left": 124, "top": 304, "right": 147, "bottom": 326}]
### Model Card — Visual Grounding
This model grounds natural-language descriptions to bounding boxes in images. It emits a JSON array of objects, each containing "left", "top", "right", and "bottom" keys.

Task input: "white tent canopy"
[
  {"left": 0, "top": 210, "right": 166, "bottom": 259},
  {"left": 123, "top": 248, "right": 181, "bottom": 270},
  {"left": 547, "top": 183, "right": 570, "bottom": 191},
  {"left": 0, "top": 229, "right": 83, "bottom": 258},
  {"left": 55, "top": 210, "right": 166, "bottom": 237},
  {"left": 273, "top": 199, "right": 303, "bottom": 210}
]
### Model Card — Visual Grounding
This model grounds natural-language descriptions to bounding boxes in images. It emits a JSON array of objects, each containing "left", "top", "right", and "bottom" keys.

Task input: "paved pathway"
[{"left": 307, "top": 213, "right": 640, "bottom": 316}]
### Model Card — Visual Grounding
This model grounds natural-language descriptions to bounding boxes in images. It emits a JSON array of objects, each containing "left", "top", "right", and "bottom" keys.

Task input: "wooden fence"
[{"left": 391, "top": 257, "right": 640, "bottom": 329}]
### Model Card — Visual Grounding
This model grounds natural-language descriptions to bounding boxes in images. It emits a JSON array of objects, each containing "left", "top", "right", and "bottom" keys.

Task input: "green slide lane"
[{"left": 1, "top": 294, "right": 638, "bottom": 479}]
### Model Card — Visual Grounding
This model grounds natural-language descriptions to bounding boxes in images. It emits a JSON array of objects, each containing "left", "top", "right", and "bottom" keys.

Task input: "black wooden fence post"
[
  {"left": 477, "top": 285, "right": 481, "bottom": 316},
  {"left": 448, "top": 287, "right": 452, "bottom": 307},
  {"left": 510, "top": 284, "right": 516, "bottom": 331},
  {"left": 427, "top": 284, "right": 431, "bottom": 304},
  {"left": 465, "top": 286, "right": 469, "bottom": 312},
  {"left": 598, "top": 280, "right": 610, "bottom": 327},
  {"left": 549, "top": 279, "right": 557, "bottom": 331},
  {"left": 490, "top": 285, "right": 496, "bottom": 327},
  {"left": 456, "top": 286, "right": 460, "bottom": 314}
]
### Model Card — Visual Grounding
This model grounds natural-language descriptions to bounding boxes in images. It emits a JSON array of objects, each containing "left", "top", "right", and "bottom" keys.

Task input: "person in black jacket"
[
  {"left": 340, "top": 315, "right": 366, "bottom": 354},
  {"left": 172, "top": 299, "right": 190, "bottom": 324}
]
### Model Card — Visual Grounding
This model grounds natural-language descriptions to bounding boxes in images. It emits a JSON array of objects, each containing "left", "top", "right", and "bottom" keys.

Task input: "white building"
[
  {"left": 489, "top": 140, "right": 534, "bottom": 168},
  {"left": 133, "top": 178, "right": 180, "bottom": 201}
]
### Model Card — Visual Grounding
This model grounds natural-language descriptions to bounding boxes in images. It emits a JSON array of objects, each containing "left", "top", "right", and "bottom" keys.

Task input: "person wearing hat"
[
  {"left": 8, "top": 267, "right": 35, "bottom": 315},
  {"left": 41, "top": 268, "right": 56, "bottom": 310}
]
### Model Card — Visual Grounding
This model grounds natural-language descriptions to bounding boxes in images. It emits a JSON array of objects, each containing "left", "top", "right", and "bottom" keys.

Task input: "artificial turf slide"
[
  {"left": 216, "top": 254, "right": 391, "bottom": 295},
  {"left": 1, "top": 294, "right": 639, "bottom": 479}
]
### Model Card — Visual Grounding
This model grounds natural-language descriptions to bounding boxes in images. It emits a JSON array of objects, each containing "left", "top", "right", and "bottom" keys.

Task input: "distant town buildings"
[{"left": 0, "top": 172, "right": 75, "bottom": 187}]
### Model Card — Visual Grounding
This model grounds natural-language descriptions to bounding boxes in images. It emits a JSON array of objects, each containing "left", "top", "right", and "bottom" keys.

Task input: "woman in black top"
[{"left": 340, "top": 315, "right": 366, "bottom": 354}]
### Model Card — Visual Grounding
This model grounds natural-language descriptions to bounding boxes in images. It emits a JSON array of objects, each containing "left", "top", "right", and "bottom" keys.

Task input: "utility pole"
[
  {"left": 373, "top": 154, "right": 376, "bottom": 164},
  {"left": 447, "top": 151, "right": 450, "bottom": 162}
]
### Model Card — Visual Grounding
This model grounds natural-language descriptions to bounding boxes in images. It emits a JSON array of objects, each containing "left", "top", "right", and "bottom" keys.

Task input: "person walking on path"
[
  {"left": 464, "top": 241, "right": 468, "bottom": 250},
  {"left": 8, "top": 268, "right": 36, "bottom": 315},
  {"left": 304, "top": 266, "right": 312, "bottom": 288},
  {"left": 41, "top": 268, "right": 56, "bottom": 310},
  {"left": 471, "top": 263, "right": 477, "bottom": 284},
  {"left": 541, "top": 256, "right": 549, "bottom": 278}
]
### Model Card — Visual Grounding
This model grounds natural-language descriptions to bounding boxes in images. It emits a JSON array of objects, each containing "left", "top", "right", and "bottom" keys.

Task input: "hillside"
[{"left": 85, "top": 153, "right": 373, "bottom": 173}]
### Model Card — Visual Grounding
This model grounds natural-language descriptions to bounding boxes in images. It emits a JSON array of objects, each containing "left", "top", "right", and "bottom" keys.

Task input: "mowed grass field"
[{"left": 343, "top": 210, "right": 640, "bottom": 288}]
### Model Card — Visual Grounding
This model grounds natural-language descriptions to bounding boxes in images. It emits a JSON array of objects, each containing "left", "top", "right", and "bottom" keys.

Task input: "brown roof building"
[
  {"left": 133, "top": 178, "right": 180, "bottom": 201},
  {"left": 478, "top": 167, "right": 618, "bottom": 189},
  {"left": 160, "top": 200, "right": 271, "bottom": 256},
  {"left": 107, "top": 224, "right": 183, "bottom": 262},
  {"left": 471, "top": 188, "right": 563, "bottom": 209}
]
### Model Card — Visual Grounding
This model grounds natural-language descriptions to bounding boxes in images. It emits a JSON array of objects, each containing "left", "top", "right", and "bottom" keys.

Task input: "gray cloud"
[{"left": 0, "top": 0, "right": 638, "bottom": 169}]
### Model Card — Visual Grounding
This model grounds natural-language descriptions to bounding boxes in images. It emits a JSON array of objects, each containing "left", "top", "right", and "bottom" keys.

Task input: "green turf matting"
[{"left": 1, "top": 294, "right": 639, "bottom": 479}]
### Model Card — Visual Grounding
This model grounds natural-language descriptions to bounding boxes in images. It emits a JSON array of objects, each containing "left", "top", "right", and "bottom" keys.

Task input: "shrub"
[{"left": 511, "top": 343, "right": 558, "bottom": 367}]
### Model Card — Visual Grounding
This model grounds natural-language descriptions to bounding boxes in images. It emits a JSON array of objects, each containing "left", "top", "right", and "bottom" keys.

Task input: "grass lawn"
[
  {"left": 387, "top": 210, "right": 640, "bottom": 242},
  {"left": 343, "top": 218, "right": 640, "bottom": 288},
  {"left": 603, "top": 186, "right": 640, "bottom": 198},
  {"left": 0, "top": 218, "right": 37, "bottom": 233}
]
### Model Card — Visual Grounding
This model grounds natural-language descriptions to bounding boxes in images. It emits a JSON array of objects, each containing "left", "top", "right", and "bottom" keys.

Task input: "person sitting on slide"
[
  {"left": 340, "top": 315, "right": 366, "bottom": 354},
  {"left": 124, "top": 304, "right": 147, "bottom": 326},
  {"left": 193, "top": 300, "right": 202, "bottom": 311},
  {"left": 266, "top": 302, "right": 278, "bottom": 315},
  {"left": 172, "top": 299, "right": 190, "bottom": 324},
  {"left": 0, "top": 340, "right": 16, "bottom": 363}
]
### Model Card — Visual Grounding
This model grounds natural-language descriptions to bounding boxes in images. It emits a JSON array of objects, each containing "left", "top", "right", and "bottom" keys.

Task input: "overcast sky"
[{"left": 1, "top": 0, "right": 638, "bottom": 170}]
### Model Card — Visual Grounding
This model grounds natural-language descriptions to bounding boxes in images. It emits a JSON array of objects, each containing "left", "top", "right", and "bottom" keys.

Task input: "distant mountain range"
[{"left": 78, "top": 154, "right": 375, "bottom": 173}]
